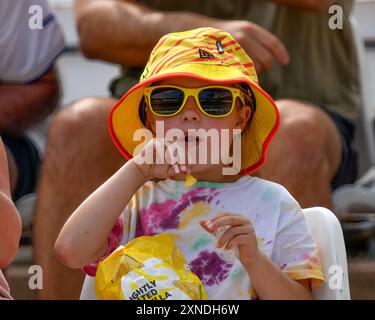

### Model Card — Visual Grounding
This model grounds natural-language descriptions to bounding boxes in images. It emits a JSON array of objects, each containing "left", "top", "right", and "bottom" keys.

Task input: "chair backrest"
[
  {"left": 350, "top": 14, "right": 375, "bottom": 175},
  {"left": 303, "top": 207, "right": 350, "bottom": 300}
]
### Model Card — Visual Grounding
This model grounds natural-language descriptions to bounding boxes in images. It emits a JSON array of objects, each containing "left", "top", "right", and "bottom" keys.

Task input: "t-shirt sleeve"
[{"left": 270, "top": 190, "right": 324, "bottom": 286}]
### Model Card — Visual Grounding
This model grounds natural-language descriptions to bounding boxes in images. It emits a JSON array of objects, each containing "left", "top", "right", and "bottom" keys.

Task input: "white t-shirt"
[
  {"left": 0, "top": 0, "right": 65, "bottom": 83},
  {"left": 81, "top": 176, "right": 324, "bottom": 300}
]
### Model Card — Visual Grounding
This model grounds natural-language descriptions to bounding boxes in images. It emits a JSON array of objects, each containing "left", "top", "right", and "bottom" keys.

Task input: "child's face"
[{"left": 145, "top": 77, "right": 251, "bottom": 175}]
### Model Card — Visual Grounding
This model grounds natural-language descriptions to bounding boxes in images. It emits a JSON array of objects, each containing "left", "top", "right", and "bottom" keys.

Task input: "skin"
[
  {"left": 0, "top": 67, "right": 60, "bottom": 134},
  {"left": 0, "top": 138, "right": 22, "bottom": 269},
  {"left": 138, "top": 78, "right": 251, "bottom": 181},
  {"left": 34, "top": 0, "right": 342, "bottom": 299},
  {"left": 75, "top": 0, "right": 337, "bottom": 73},
  {"left": 33, "top": 98, "right": 120, "bottom": 300},
  {"left": 55, "top": 78, "right": 312, "bottom": 299},
  {"left": 1, "top": 66, "right": 60, "bottom": 194},
  {"left": 75, "top": 0, "right": 289, "bottom": 73}
]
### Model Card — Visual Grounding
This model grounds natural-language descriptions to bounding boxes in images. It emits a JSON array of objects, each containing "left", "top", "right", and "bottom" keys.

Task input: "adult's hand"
[{"left": 220, "top": 20, "right": 290, "bottom": 74}]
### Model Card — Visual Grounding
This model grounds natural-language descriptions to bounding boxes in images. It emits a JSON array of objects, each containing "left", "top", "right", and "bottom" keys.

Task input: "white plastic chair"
[
  {"left": 350, "top": 14, "right": 375, "bottom": 173},
  {"left": 303, "top": 207, "right": 350, "bottom": 300},
  {"left": 331, "top": 14, "right": 375, "bottom": 244}
]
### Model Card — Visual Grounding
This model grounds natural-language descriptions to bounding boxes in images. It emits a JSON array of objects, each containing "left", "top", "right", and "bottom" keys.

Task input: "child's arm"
[
  {"left": 200, "top": 213, "right": 313, "bottom": 300},
  {"left": 0, "top": 138, "right": 22, "bottom": 269},
  {"left": 55, "top": 138, "right": 186, "bottom": 269},
  {"left": 54, "top": 160, "right": 148, "bottom": 269},
  {"left": 241, "top": 251, "right": 312, "bottom": 299}
]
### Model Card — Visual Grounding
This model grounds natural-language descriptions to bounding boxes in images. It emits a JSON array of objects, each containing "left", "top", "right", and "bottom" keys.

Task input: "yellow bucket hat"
[{"left": 109, "top": 27, "right": 280, "bottom": 175}]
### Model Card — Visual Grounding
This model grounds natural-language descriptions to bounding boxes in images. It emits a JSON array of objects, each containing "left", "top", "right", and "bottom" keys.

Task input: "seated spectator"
[
  {"left": 0, "top": 137, "right": 22, "bottom": 300},
  {"left": 34, "top": 0, "right": 359, "bottom": 299},
  {"left": 0, "top": 0, "right": 64, "bottom": 203}
]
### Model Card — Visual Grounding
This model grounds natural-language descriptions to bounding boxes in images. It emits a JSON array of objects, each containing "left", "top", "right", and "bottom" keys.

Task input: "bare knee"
[
  {"left": 43, "top": 97, "right": 117, "bottom": 175},
  {"left": 258, "top": 100, "right": 337, "bottom": 207},
  {"left": 267, "top": 100, "right": 334, "bottom": 177},
  {"left": 48, "top": 97, "right": 114, "bottom": 149}
]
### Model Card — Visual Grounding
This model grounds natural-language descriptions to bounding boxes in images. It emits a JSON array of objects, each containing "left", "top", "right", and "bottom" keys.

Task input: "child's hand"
[
  {"left": 132, "top": 138, "right": 189, "bottom": 180},
  {"left": 200, "top": 212, "right": 259, "bottom": 267}
]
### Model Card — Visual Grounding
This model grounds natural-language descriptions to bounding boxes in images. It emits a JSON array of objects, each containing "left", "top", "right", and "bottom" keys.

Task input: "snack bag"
[{"left": 94, "top": 233, "right": 207, "bottom": 300}]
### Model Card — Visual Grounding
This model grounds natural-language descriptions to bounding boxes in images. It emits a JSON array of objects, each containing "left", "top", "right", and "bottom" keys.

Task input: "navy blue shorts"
[
  {"left": 318, "top": 105, "right": 358, "bottom": 191},
  {"left": 1, "top": 132, "right": 41, "bottom": 202}
]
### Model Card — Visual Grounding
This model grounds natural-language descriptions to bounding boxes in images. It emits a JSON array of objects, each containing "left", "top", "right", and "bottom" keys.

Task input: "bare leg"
[
  {"left": 255, "top": 99, "right": 342, "bottom": 209},
  {"left": 33, "top": 97, "right": 125, "bottom": 299}
]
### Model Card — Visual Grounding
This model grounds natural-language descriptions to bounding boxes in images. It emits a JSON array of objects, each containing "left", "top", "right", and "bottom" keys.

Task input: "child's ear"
[
  {"left": 239, "top": 106, "right": 251, "bottom": 131},
  {"left": 145, "top": 104, "right": 156, "bottom": 132}
]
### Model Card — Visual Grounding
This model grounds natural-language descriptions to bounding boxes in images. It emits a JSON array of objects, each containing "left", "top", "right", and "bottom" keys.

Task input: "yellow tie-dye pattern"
[
  {"left": 256, "top": 236, "right": 264, "bottom": 249},
  {"left": 236, "top": 289, "right": 244, "bottom": 297},
  {"left": 129, "top": 198, "right": 136, "bottom": 209},
  {"left": 178, "top": 202, "right": 211, "bottom": 230}
]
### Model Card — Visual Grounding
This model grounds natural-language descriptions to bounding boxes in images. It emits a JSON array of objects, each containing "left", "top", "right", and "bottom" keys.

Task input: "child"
[
  {"left": 0, "top": 137, "right": 22, "bottom": 300},
  {"left": 55, "top": 27, "right": 324, "bottom": 300}
]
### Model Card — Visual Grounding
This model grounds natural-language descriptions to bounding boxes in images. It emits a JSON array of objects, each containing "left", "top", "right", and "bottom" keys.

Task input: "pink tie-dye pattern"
[
  {"left": 83, "top": 186, "right": 220, "bottom": 276},
  {"left": 82, "top": 217, "right": 123, "bottom": 276},
  {"left": 136, "top": 187, "right": 219, "bottom": 236}
]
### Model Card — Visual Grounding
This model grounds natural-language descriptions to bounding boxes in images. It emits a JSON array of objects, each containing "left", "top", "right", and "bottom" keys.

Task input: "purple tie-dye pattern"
[
  {"left": 189, "top": 250, "right": 233, "bottom": 286},
  {"left": 137, "top": 199, "right": 177, "bottom": 235},
  {"left": 138, "top": 187, "right": 219, "bottom": 235},
  {"left": 135, "top": 218, "right": 145, "bottom": 238},
  {"left": 180, "top": 187, "right": 218, "bottom": 204}
]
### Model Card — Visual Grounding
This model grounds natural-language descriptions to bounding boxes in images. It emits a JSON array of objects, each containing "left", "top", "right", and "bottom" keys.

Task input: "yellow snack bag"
[
  {"left": 185, "top": 173, "right": 197, "bottom": 188},
  {"left": 94, "top": 233, "right": 207, "bottom": 300}
]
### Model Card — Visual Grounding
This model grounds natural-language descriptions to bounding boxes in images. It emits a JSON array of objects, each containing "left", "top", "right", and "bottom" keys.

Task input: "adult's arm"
[
  {"left": 0, "top": 138, "right": 21, "bottom": 269},
  {"left": 0, "top": 67, "right": 60, "bottom": 134},
  {"left": 270, "top": 0, "right": 337, "bottom": 11},
  {"left": 75, "top": 0, "right": 289, "bottom": 72}
]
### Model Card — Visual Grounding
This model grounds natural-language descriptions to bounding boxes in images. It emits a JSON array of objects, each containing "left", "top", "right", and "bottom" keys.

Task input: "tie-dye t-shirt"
[{"left": 82, "top": 176, "right": 324, "bottom": 300}]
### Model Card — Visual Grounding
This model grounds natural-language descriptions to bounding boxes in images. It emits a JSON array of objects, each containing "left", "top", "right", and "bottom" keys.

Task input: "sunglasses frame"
[{"left": 143, "top": 85, "right": 246, "bottom": 118}]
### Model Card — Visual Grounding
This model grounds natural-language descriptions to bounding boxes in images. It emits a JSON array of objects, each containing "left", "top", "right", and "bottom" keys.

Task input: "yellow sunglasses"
[{"left": 143, "top": 85, "right": 246, "bottom": 118}]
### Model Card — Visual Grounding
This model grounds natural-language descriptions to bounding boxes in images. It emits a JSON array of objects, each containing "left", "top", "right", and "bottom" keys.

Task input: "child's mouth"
[{"left": 185, "top": 136, "right": 200, "bottom": 143}]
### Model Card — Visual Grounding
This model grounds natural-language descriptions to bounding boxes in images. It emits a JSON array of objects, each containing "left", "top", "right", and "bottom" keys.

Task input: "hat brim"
[{"left": 109, "top": 63, "right": 280, "bottom": 175}]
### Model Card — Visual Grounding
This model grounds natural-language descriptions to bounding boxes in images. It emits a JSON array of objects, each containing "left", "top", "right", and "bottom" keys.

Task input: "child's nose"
[{"left": 180, "top": 96, "right": 201, "bottom": 123}]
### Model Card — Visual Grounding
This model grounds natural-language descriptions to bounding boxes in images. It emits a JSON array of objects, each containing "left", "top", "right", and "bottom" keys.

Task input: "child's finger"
[
  {"left": 225, "top": 234, "right": 249, "bottom": 250},
  {"left": 203, "top": 213, "right": 233, "bottom": 230},
  {"left": 217, "top": 226, "right": 250, "bottom": 248},
  {"left": 173, "top": 164, "right": 180, "bottom": 174},
  {"left": 207, "top": 215, "right": 250, "bottom": 232},
  {"left": 166, "top": 165, "right": 179, "bottom": 177},
  {"left": 199, "top": 220, "right": 213, "bottom": 233},
  {"left": 209, "top": 212, "right": 243, "bottom": 223},
  {"left": 165, "top": 142, "right": 187, "bottom": 167}
]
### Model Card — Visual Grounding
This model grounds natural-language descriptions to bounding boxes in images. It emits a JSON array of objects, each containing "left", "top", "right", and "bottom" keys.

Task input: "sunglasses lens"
[
  {"left": 198, "top": 88, "right": 233, "bottom": 116},
  {"left": 150, "top": 88, "right": 184, "bottom": 115}
]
